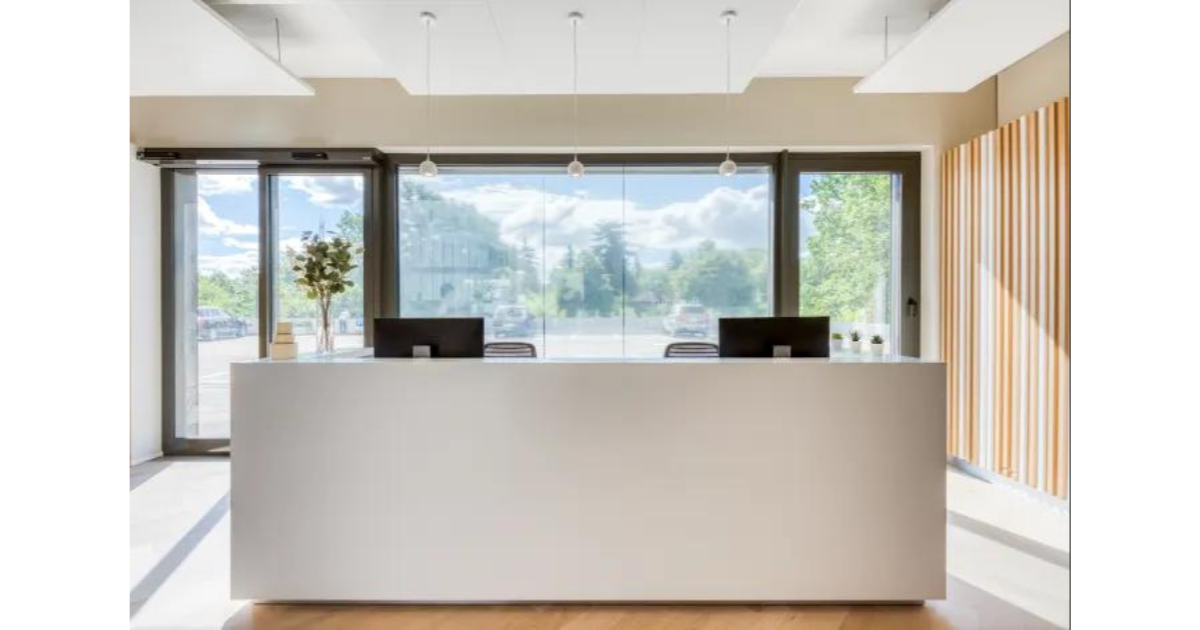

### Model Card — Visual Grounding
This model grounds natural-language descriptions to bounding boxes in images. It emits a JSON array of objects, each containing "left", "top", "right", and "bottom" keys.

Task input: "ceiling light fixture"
[
  {"left": 566, "top": 11, "right": 585, "bottom": 178},
  {"left": 418, "top": 11, "right": 438, "bottom": 178},
  {"left": 718, "top": 10, "right": 737, "bottom": 177}
]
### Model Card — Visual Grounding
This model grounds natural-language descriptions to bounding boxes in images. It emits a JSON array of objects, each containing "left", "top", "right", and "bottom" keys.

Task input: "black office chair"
[
  {"left": 663, "top": 342, "right": 719, "bottom": 358},
  {"left": 484, "top": 342, "right": 538, "bottom": 358}
]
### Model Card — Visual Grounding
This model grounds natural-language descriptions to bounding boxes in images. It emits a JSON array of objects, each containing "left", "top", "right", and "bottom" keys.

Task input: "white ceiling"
[
  {"left": 855, "top": 0, "right": 1070, "bottom": 93},
  {"left": 134, "top": 0, "right": 1067, "bottom": 96},
  {"left": 131, "top": 0, "right": 314, "bottom": 96}
]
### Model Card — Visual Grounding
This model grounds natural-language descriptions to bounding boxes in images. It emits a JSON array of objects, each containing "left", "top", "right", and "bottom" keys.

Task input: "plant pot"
[
  {"left": 850, "top": 340, "right": 863, "bottom": 353},
  {"left": 831, "top": 339, "right": 845, "bottom": 352},
  {"left": 870, "top": 343, "right": 885, "bottom": 356}
]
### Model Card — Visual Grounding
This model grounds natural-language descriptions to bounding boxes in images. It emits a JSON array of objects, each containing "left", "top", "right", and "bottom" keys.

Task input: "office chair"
[
  {"left": 484, "top": 342, "right": 538, "bottom": 358},
  {"left": 663, "top": 342, "right": 719, "bottom": 358}
]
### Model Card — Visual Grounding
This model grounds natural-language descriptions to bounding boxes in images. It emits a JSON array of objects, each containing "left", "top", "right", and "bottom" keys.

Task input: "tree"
[
  {"left": 673, "top": 240, "right": 755, "bottom": 311},
  {"left": 799, "top": 173, "right": 892, "bottom": 323}
]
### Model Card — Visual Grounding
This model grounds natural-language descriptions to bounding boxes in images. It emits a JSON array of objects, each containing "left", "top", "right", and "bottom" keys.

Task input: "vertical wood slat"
[{"left": 939, "top": 97, "right": 1070, "bottom": 499}]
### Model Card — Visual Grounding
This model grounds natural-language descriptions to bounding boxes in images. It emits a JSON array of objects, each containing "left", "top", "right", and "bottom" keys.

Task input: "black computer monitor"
[
  {"left": 373, "top": 318, "right": 485, "bottom": 358},
  {"left": 718, "top": 317, "right": 831, "bottom": 358}
]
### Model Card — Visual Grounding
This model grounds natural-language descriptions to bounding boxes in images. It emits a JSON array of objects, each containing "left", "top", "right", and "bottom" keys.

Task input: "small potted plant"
[
  {"left": 870, "top": 334, "right": 885, "bottom": 356},
  {"left": 293, "top": 232, "right": 361, "bottom": 354},
  {"left": 849, "top": 330, "right": 863, "bottom": 353},
  {"left": 831, "top": 332, "right": 845, "bottom": 352}
]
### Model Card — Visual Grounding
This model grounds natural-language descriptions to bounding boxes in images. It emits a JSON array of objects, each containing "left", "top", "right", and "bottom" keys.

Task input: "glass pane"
[
  {"left": 623, "top": 166, "right": 773, "bottom": 357},
  {"left": 274, "top": 174, "right": 366, "bottom": 352},
  {"left": 182, "top": 172, "right": 261, "bottom": 440},
  {"left": 398, "top": 169, "right": 548, "bottom": 355},
  {"left": 798, "top": 172, "right": 899, "bottom": 353},
  {"left": 398, "top": 164, "right": 773, "bottom": 358}
]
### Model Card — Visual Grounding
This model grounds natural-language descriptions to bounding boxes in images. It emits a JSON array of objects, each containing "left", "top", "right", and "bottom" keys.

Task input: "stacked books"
[{"left": 271, "top": 322, "right": 299, "bottom": 360}]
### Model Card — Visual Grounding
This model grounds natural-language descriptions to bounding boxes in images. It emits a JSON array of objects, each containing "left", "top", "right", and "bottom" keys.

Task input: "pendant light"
[
  {"left": 718, "top": 10, "right": 737, "bottom": 177},
  {"left": 566, "top": 12, "right": 585, "bottom": 177},
  {"left": 418, "top": 11, "right": 439, "bottom": 178}
]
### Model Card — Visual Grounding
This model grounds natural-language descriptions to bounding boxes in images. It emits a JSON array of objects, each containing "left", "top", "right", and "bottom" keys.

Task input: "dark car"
[
  {"left": 197, "top": 306, "right": 246, "bottom": 341},
  {"left": 492, "top": 305, "right": 535, "bottom": 338}
]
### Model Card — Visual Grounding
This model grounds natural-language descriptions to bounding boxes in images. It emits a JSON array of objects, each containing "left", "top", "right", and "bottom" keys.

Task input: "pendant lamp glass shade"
[
  {"left": 718, "top": 157, "right": 737, "bottom": 177},
  {"left": 567, "top": 159, "right": 585, "bottom": 178},
  {"left": 418, "top": 158, "right": 439, "bottom": 178}
]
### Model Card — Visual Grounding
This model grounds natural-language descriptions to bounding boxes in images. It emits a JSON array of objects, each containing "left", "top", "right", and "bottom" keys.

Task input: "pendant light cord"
[
  {"left": 425, "top": 17, "right": 433, "bottom": 160},
  {"left": 572, "top": 17, "right": 579, "bottom": 161},
  {"left": 724, "top": 16, "right": 732, "bottom": 161}
]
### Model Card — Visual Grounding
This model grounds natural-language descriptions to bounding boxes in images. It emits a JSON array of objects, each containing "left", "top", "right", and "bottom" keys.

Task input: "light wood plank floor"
[{"left": 132, "top": 458, "right": 1067, "bottom": 630}]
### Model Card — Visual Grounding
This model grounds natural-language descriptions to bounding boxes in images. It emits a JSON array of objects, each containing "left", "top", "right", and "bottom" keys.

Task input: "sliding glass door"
[
  {"left": 167, "top": 170, "right": 262, "bottom": 447},
  {"left": 396, "top": 162, "right": 773, "bottom": 358}
]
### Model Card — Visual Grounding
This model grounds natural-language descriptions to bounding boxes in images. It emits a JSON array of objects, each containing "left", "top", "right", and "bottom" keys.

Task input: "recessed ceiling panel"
[
  {"left": 854, "top": 0, "right": 1069, "bottom": 93},
  {"left": 132, "top": 0, "right": 314, "bottom": 96},
  {"left": 336, "top": 0, "right": 803, "bottom": 95}
]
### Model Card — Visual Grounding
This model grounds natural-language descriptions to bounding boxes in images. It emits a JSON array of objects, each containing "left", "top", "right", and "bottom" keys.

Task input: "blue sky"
[{"left": 197, "top": 167, "right": 776, "bottom": 274}]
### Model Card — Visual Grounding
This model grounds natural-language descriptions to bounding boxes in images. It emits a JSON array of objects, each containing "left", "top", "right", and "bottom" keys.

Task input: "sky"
[{"left": 195, "top": 166, "right": 820, "bottom": 276}]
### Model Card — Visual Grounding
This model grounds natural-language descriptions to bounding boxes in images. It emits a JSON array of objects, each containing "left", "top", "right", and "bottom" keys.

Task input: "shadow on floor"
[
  {"left": 130, "top": 459, "right": 173, "bottom": 491},
  {"left": 131, "top": 491, "right": 230, "bottom": 619}
]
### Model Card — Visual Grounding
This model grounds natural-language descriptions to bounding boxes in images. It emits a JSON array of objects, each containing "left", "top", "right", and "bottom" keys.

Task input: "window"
[
  {"left": 176, "top": 171, "right": 261, "bottom": 441},
  {"left": 798, "top": 171, "right": 902, "bottom": 353},
  {"left": 397, "top": 164, "right": 773, "bottom": 357},
  {"left": 272, "top": 174, "right": 366, "bottom": 351}
]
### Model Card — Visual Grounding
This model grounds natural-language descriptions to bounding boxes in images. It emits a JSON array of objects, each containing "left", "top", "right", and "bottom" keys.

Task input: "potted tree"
[
  {"left": 831, "top": 332, "right": 845, "bottom": 352},
  {"left": 870, "top": 334, "right": 885, "bottom": 356},
  {"left": 849, "top": 330, "right": 863, "bottom": 353},
  {"left": 292, "top": 232, "right": 361, "bottom": 354}
]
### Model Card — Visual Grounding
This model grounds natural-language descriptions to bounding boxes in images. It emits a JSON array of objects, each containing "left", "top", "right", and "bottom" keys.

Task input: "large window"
[
  {"left": 798, "top": 172, "right": 900, "bottom": 352},
  {"left": 398, "top": 165, "right": 773, "bottom": 357},
  {"left": 272, "top": 174, "right": 366, "bottom": 351}
]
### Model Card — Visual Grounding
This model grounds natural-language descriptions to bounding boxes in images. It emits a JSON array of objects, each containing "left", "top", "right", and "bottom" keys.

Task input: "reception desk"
[{"left": 231, "top": 354, "right": 946, "bottom": 603}]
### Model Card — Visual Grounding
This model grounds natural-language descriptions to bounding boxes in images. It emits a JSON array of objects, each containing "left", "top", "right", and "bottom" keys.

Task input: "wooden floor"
[{"left": 225, "top": 603, "right": 951, "bottom": 630}]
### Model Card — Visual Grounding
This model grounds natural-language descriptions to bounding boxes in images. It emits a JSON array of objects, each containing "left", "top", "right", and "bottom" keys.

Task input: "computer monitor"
[
  {"left": 373, "top": 318, "right": 484, "bottom": 358},
  {"left": 718, "top": 317, "right": 831, "bottom": 358}
]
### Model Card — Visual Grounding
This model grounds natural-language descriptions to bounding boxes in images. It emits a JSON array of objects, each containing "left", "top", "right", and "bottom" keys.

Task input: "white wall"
[
  {"left": 130, "top": 145, "right": 162, "bottom": 464},
  {"left": 997, "top": 32, "right": 1070, "bottom": 125}
]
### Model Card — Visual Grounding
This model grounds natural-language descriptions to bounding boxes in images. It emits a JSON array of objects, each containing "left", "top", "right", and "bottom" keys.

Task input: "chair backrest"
[
  {"left": 663, "top": 342, "right": 719, "bottom": 358},
  {"left": 484, "top": 342, "right": 538, "bottom": 358}
]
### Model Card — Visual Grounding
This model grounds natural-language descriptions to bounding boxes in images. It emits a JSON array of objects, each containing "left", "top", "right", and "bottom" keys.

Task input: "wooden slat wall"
[{"left": 941, "top": 97, "right": 1069, "bottom": 498}]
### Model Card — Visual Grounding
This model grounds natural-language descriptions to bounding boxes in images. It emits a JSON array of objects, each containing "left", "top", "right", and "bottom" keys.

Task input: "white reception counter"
[{"left": 232, "top": 353, "right": 946, "bottom": 603}]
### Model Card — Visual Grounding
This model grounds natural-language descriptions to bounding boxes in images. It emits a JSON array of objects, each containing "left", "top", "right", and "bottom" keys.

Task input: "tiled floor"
[{"left": 130, "top": 458, "right": 1068, "bottom": 629}]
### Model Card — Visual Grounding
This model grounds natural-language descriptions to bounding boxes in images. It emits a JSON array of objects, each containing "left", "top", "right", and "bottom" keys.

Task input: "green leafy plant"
[
  {"left": 293, "top": 232, "right": 362, "bottom": 352},
  {"left": 849, "top": 330, "right": 862, "bottom": 342},
  {"left": 870, "top": 334, "right": 884, "bottom": 345},
  {"left": 831, "top": 332, "right": 844, "bottom": 340}
]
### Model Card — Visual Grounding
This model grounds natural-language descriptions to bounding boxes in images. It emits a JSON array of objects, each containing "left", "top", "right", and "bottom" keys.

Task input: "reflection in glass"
[{"left": 798, "top": 172, "right": 899, "bottom": 353}]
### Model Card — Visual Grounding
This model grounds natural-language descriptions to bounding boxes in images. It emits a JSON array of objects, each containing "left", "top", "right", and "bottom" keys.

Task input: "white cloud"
[
  {"left": 198, "top": 198, "right": 258, "bottom": 237},
  {"left": 221, "top": 237, "right": 258, "bottom": 251},
  {"left": 437, "top": 181, "right": 771, "bottom": 268},
  {"left": 285, "top": 175, "right": 363, "bottom": 208},
  {"left": 199, "top": 173, "right": 256, "bottom": 196},
  {"left": 198, "top": 251, "right": 257, "bottom": 276}
]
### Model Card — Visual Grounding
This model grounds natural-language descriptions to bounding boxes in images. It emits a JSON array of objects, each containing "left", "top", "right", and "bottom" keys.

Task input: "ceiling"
[{"left": 133, "top": 0, "right": 1065, "bottom": 96}]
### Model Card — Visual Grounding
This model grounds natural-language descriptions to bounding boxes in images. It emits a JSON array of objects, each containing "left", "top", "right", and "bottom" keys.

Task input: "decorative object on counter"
[
  {"left": 293, "top": 232, "right": 361, "bottom": 353},
  {"left": 849, "top": 330, "right": 863, "bottom": 353},
  {"left": 270, "top": 322, "right": 298, "bottom": 360},
  {"left": 870, "top": 334, "right": 885, "bottom": 356},
  {"left": 830, "top": 332, "right": 845, "bottom": 352}
]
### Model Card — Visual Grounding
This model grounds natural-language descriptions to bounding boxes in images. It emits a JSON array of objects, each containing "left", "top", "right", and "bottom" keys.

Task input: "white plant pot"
[
  {"left": 831, "top": 339, "right": 845, "bottom": 352},
  {"left": 870, "top": 343, "right": 885, "bottom": 356},
  {"left": 850, "top": 340, "right": 863, "bottom": 353}
]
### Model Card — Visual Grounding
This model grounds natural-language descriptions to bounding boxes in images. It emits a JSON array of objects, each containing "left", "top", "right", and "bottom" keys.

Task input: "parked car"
[
  {"left": 663, "top": 304, "right": 711, "bottom": 337},
  {"left": 492, "top": 305, "right": 535, "bottom": 338},
  {"left": 197, "top": 306, "right": 246, "bottom": 341}
]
